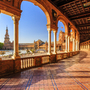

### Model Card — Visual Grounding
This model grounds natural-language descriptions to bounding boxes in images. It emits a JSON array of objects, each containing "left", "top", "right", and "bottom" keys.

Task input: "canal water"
[{"left": 0, "top": 50, "right": 27, "bottom": 56}]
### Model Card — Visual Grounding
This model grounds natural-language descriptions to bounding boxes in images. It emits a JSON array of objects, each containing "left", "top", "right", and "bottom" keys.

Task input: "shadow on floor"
[{"left": 0, "top": 51, "right": 89, "bottom": 90}]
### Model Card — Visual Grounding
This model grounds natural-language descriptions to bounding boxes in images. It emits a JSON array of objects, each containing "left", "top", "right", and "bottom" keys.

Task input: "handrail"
[{"left": 0, "top": 51, "right": 80, "bottom": 77}]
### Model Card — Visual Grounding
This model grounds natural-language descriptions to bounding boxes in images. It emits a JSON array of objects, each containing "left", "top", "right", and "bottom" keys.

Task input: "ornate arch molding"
[
  {"left": 56, "top": 15, "right": 68, "bottom": 35},
  {"left": 0, "top": 0, "right": 22, "bottom": 16},
  {"left": 0, "top": 0, "right": 51, "bottom": 25},
  {"left": 20, "top": 0, "right": 51, "bottom": 25}
]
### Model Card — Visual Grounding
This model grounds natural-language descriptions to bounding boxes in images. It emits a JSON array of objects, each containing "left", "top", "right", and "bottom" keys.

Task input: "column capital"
[
  {"left": 65, "top": 35, "right": 68, "bottom": 38},
  {"left": 47, "top": 28, "right": 51, "bottom": 31},
  {"left": 46, "top": 24, "right": 51, "bottom": 29},
  {"left": 12, "top": 15, "right": 20, "bottom": 24},
  {"left": 53, "top": 30, "right": 57, "bottom": 33}
]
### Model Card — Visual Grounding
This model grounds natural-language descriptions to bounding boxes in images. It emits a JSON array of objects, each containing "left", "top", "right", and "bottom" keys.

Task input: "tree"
[
  {"left": 31, "top": 49, "right": 35, "bottom": 53},
  {"left": 1, "top": 51, "right": 5, "bottom": 56},
  {"left": 0, "top": 42, "right": 4, "bottom": 50}
]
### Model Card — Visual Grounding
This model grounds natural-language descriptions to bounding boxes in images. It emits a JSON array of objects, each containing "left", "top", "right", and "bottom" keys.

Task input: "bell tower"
[
  {"left": 4, "top": 27, "right": 10, "bottom": 42},
  {"left": 3, "top": 27, "right": 11, "bottom": 50}
]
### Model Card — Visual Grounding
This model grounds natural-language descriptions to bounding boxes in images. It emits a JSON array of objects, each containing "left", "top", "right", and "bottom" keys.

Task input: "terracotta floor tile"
[{"left": 0, "top": 51, "right": 90, "bottom": 90}]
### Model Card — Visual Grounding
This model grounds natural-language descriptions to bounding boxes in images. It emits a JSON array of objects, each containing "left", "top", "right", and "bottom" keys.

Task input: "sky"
[{"left": 0, "top": 1, "right": 65, "bottom": 43}]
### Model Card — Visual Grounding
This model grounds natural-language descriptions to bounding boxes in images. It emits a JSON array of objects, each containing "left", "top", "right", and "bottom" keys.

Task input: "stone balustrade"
[{"left": 0, "top": 51, "right": 79, "bottom": 77}]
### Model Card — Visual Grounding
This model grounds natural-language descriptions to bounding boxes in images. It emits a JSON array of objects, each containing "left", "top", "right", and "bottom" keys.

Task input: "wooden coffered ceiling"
[{"left": 48, "top": 0, "right": 90, "bottom": 43}]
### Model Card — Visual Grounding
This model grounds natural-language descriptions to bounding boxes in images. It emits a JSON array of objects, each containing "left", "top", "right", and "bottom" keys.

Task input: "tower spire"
[{"left": 6, "top": 26, "right": 8, "bottom": 30}]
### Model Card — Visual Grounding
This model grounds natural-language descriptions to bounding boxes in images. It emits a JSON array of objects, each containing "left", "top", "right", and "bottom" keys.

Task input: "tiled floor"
[{"left": 0, "top": 51, "right": 90, "bottom": 90}]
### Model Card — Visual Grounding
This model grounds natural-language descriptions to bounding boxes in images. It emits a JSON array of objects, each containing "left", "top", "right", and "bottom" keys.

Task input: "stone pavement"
[{"left": 0, "top": 51, "right": 90, "bottom": 90}]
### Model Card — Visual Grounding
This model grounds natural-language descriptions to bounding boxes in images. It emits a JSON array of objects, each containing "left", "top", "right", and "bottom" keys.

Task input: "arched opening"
[
  {"left": 19, "top": 1, "right": 50, "bottom": 56},
  {"left": 0, "top": 13, "right": 14, "bottom": 59},
  {"left": 57, "top": 20, "right": 65, "bottom": 53},
  {"left": 21, "top": 0, "right": 51, "bottom": 25}
]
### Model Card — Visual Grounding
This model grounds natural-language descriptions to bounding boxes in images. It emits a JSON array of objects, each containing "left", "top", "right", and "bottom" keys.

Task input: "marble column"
[
  {"left": 12, "top": 15, "right": 20, "bottom": 59},
  {"left": 65, "top": 35, "right": 68, "bottom": 52},
  {"left": 73, "top": 38, "right": 75, "bottom": 51},
  {"left": 53, "top": 30, "right": 57, "bottom": 54},
  {"left": 47, "top": 28, "right": 51, "bottom": 55},
  {"left": 68, "top": 36, "right": 70, "bottom": 52}
]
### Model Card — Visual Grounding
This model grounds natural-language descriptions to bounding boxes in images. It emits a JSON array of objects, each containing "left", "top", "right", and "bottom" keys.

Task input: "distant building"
[
  {"left": 3, "top": 28, "right": 73, "bottom": 52},
  {"left": 19, "top": 39, "right": 48, "bottom": 52},
  {"left": 3, "top": 27, "right": 13, "bottom": 50},
  {"left": 2, "top": 27, "right": 48, "bottom": 51},
  {"left": 57, "top": 30, "right": 65, "bottom": 51},
  {"left": 56, "top": 30, "right": 73, "bottom": 52}
]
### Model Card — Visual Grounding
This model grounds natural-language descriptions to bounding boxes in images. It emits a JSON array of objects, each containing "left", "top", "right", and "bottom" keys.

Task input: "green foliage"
[
  {"left": 31, "top": 49, "right": 35, "bottom": 53},
  {"left": 26, "top": 49, "right": 30, "bottom": 54},
  {"left": 0, "top": 51, "right": 5, "bottom": 56},
  {"left": 0, "top": 42, "right": 4, "bottom": 49}
]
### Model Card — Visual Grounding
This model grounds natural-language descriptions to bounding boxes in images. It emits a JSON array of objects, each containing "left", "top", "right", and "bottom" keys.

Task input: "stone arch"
[
  {"left": 20, "top": 0, "right": 51, "bottom": 25},
  {"left": 56, "top": 16, "right": 68, "bottom": 35}
]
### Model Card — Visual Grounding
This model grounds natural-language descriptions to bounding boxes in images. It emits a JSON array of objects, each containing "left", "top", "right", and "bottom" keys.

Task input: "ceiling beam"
[
  {"left": 77, "top": 23, "right": 90, "bottom": 27},
  {"left": 57, "top": 0, "right": 75, "bottom": 7},
  {"left": 79, "top": 0, "right": 85, "bottom": 12},
  {"left": 53, "top": 0, "right": 59, "bottom": 3},
  {"left": 81, "top": 19, "right": 85, "bottom": 24},
  {"left": 69, "top": 12, "right": 90, "bottom": 20},
  {"left": 69, "top": 4, "right": 76, "bottom": 14},
  {"left": 65, "top": 5, "right": 72, "bottom": 15},
  {"left": 79, "top": 29, "right": 90, "bottom": 32},
  {"left": 74, "top": 1, "right": 80, "bottom": 14},
  {"left": 85, "top": 0, "right": 89, "bottom": 11},
  {"left": 80, "top": 32, "right": 90, "bottom": 34}
]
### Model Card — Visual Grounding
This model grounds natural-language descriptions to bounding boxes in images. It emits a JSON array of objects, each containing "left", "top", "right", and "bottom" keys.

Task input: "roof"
[
  {"left": 19, "top": 43, "right": 34, "bottom": 45},
  {"left": 48, "top": 0, "right": 90, "bottom": 43}
]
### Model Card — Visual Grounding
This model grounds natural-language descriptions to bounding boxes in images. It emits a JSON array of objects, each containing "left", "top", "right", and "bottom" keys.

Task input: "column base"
[
  {"left": 47, "top": 52, "right": 52, "bottom": 55},
  {"left": 52, "top": 52, "right": 57, "bottom": 54},
  {"left": 12, "top": 55, "right": 20, "bottom": 60},
  {"left": 65, "top": 51, "right": 68, "bottom": 53}
]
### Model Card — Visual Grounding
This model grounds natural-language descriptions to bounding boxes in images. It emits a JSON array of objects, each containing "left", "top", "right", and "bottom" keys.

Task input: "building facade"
[{"left": 3, "top": 28, "right": 73, "bottom": 52}]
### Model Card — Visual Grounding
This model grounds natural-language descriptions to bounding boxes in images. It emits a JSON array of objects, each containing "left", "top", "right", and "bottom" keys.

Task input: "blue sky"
[{"left": 0, "top": 1, "right": 65, "bottom": 43}]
